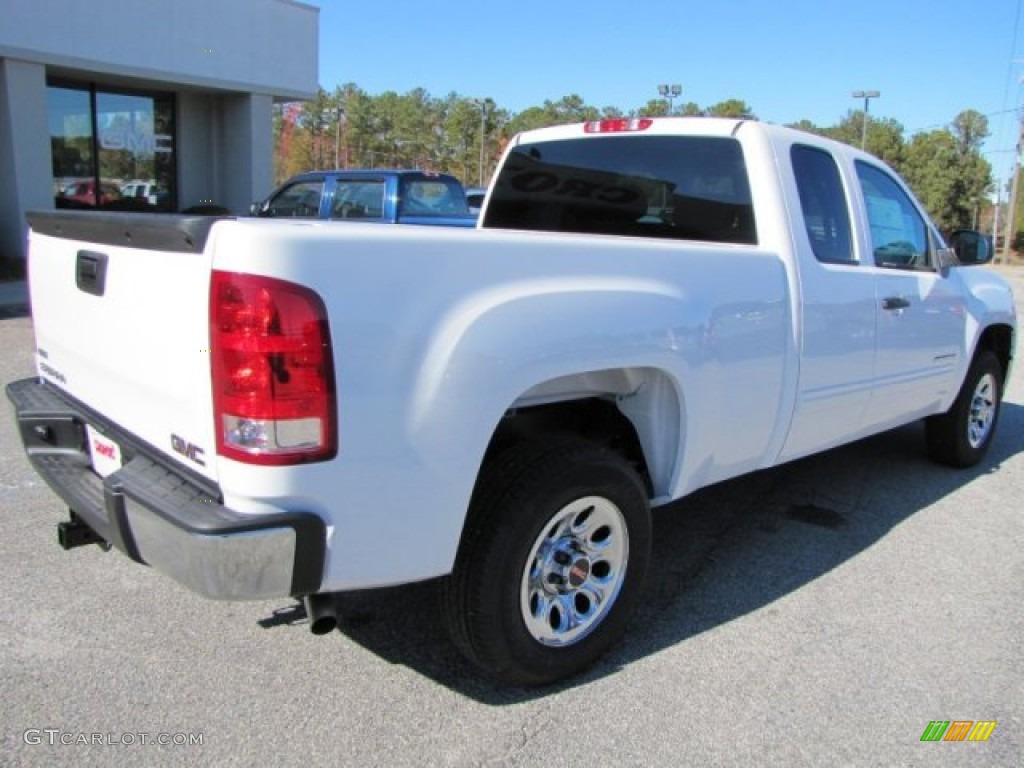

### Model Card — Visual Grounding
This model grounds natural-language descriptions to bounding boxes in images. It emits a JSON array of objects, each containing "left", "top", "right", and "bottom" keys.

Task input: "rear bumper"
[{"left": 5, "top": 377, "right": 325, "bottom": 600}]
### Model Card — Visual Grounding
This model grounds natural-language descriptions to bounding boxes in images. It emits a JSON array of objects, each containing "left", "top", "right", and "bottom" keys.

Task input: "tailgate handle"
[{"left": 76, "top": 250, "right": 109, "bottom": 296}]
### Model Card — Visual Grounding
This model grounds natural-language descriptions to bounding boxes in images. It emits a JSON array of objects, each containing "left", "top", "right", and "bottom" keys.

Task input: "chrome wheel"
[
  {"left": 926, "top": 350, "right": 1003, "bottom": 469},
  {"left": 520, "top": 496, "right": 629, "bottom": 647},
  {"left": 967, "top": 372, "right": 997, "bottom": 449},
  {"left": 444, "top": 438, "right": 651, "bottom": 684}
]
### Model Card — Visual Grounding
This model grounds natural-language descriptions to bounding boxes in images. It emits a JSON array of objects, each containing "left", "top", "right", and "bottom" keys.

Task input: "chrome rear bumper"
[{"left": 6, "top": 377, "right": 325, "bottom": 600}]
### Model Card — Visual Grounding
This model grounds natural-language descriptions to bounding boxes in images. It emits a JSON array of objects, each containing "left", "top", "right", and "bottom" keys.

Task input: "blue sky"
[{"left": 316, "top": 0, "right": 1024, "bottom": 186}]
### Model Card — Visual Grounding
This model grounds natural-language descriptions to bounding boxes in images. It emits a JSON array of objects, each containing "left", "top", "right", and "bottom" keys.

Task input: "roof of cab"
[{"left": 284, "top": 169, "right": 461, "bottom": 182}]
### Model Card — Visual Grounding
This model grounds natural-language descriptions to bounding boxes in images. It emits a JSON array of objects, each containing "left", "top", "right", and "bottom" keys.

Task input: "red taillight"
[
  {"left": 583, "top": 118, "right": 654, "bottom": 134},
  {"left": 210, "top": 270, "right": 336, "bottom": 465}
]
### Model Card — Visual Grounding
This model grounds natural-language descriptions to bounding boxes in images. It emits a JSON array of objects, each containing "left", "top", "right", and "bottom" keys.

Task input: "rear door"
[
  {"left": 778, "top": 143, "right": 878, "bottom": 461},
  {"left": 326, "top": 177, "right": 387, "bottom": 221}
]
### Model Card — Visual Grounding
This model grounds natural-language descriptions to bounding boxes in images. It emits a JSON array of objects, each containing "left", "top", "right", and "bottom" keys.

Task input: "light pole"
[
  {"left": 319, "top": 107, "right": 344, "bottom": 169},
  {"left": 851, "top": 90, "right": 880, "bottom": 150},
  {"left": 1004, "top": 110, "right": 1024, "bottom": 260},
  {"left": 473, "top": 99, "right": 488, "bottom": 187},
  {"left": 658, "top": 83, "right": 682, "bottom": 115},
  {"left": 324, "top": 107, "right": 345, "bottom": 168},
  {"left": 334, "top": 107, "right": 344, "bottom": 168}
]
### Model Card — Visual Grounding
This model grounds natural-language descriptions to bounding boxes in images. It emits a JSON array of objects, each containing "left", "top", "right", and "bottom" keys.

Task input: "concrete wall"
[
  {"left": 177, "top": 92, "right": 274, "bottom": 213},
  {"left": 176, "top": 92, "right": 218, "bottom": 212},
  {"left": 0, "top": 0, "right": 318, "bottom": 266},
  {"left": 218, "top": 94, "right": 274, "bottom": 213},
  {"left": 0, "top": 0, "right": 318, "bottom": 99},
  {"left": 0, "top": 59, "right": 52, "bottom": 269}
]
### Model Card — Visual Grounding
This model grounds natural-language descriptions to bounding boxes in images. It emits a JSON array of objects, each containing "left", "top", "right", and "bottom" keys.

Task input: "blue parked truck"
[{"left": 251, "top": 169, "right": 477, "bottom": 227}]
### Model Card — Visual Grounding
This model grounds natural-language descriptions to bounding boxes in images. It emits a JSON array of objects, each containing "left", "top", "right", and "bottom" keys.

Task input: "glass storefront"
[{"left": 48, "top": 83, "right": 176, "bottom": 212}]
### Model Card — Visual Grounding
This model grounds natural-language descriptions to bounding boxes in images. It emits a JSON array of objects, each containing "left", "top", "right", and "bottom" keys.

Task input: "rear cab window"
[
  {"left": 398, "top": 177, "right": 470, "bottom": 218},
  {"left": 484, "top": 135, "right": 756, "bottom": 245}
]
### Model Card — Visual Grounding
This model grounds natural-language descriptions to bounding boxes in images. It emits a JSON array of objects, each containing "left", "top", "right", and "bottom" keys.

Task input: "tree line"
[{"left": 274, "top": 84, "right": 995, "bottom": 234}]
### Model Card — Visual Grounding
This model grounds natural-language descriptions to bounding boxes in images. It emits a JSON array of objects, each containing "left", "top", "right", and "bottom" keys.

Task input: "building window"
[{"left": 48, "top": 83, "right": 176, "bottom": 212}]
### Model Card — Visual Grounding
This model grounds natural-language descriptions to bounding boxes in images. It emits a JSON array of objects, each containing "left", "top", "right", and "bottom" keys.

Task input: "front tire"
[
  {"left": 443, "top": 438, "right": 651, "bottom": 686},
  {"left": 926, "top": 349, "right": 1004, "bottom": 468}
]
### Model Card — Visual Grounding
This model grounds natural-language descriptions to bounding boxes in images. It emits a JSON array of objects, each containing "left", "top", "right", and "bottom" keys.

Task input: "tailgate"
[{"left": 26, "top": 212, "right": 221, "bottom": 483}]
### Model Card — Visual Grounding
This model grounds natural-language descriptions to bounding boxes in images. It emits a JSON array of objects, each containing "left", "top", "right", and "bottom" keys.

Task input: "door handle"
[{"left": 882, "top": 296, "right": 910, "bottom": 311}]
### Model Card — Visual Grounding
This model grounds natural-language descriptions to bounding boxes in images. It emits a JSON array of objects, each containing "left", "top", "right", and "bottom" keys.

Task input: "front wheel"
[
  {"left": 926, "top": 349, "right": 1004, "bottom": 468},
  {"left": 443, "top": 438, "right": 651, "bottom": 686}
]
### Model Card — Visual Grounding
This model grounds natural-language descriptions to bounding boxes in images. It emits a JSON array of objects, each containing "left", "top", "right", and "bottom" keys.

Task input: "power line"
[
  {"left": 993, "top": 0, "right": 1024, "bottom": 184},
  {"left": 1000, "top": 0, "right": 1024, "bottom": 117},
  {"left": 906, "top": 106, "right": 1021, "bottom": 138}
]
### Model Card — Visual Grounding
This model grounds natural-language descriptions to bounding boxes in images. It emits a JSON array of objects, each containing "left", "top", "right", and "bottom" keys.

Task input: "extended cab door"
[
  {"left": 778, "top": 143, "right": 878, "bottom": 461},
  {"left": 854, "top": 161, "right": 966, "bottom": 430}
]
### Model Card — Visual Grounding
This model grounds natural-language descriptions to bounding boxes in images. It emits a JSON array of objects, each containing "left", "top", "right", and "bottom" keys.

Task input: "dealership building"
[{"left": 0, "top": 0, "right": 319, "bottom": 270}]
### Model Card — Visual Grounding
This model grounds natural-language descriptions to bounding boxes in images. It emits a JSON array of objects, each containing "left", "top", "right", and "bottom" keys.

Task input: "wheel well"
[
  {"left": 976, "top": 324, "right": 1014, "bottom": 381},
  {"left": 485, "top": 397, "right": 654, "bottom": 496}
]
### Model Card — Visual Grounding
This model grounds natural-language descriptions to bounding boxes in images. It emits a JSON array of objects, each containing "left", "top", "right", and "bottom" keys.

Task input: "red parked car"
[{"left": 61, "top": 180, "right": 121, "bottom": 208}]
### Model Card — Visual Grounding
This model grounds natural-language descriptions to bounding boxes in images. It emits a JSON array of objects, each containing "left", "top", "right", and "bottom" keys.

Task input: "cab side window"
[
  {"left": 856, "top": 162, "right": 930, "bottom": 270},
  {"left": 791, "top": 145, "right": 854, "bottom": 264},
  {"left": 265, "top": 179, "right": 324, "bottom": 218},
  {"left": 331, "top": 181, "right": 385, "bottom": 219}
]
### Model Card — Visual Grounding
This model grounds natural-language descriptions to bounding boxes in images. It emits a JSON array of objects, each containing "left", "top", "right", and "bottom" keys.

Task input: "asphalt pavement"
[{"left": 0, "top": 269, "right": 1021, "bottom": 767}]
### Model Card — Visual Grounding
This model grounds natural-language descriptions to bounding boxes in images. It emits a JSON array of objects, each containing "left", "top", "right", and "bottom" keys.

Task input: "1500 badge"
[
  {"left": 36, "top": 347, "right": 68, "bottom": 385},
  {"left": 170, "top": 434, "right": 206, "bottom": 467}
]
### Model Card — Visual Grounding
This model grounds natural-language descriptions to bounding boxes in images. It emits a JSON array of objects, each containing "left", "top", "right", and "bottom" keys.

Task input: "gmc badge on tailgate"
[{"left": 171, "top": 434, "right": 206, "bottom": 467}]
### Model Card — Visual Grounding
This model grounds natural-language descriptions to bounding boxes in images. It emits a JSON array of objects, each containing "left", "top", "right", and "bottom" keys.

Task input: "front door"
[{"left": 855, "top": 161, "right": 966, "bottom": 431}]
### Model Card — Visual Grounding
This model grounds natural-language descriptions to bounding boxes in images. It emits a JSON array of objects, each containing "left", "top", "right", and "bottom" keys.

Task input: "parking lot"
[{"left": 1, "top": 270, "right": 1021, "bottom": 767}]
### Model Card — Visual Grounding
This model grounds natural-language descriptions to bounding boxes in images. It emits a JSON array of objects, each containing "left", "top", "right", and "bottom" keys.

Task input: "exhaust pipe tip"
[{"left": 303, "top": 594, "right": 338, "bottom": 635}]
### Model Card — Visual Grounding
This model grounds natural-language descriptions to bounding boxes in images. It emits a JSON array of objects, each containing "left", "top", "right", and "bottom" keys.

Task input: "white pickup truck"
[{"left": 7, "top": 117, "right": 1016, "bottom": 685}]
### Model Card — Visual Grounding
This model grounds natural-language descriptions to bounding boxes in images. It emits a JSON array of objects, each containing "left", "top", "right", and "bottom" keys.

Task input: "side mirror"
[{"left": 948, "top": 230, "right": 993, "bottom": 265}]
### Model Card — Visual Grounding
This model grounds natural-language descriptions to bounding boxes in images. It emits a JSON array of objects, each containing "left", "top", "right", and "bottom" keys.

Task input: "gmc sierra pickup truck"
[
  {"left": 7, "top": 117, "right": 1016, "bottom": 685},
  {"left": 250, "top": 169, "right": 476, "bottom": 227}
]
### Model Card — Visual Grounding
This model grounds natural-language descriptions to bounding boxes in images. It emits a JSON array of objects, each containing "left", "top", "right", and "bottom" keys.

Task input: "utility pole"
[
  {"left": 992, "top": 185, "right": 1000, "bottom": 256},
  {"left": 334, "top": 107, "right": 344, "bottom": 169},
  {"left": 1002, "top": 109, "right": 1024, "bottom": 260},
  {"left": 474, "top": 99, "right": 488, "bottom": 188}
]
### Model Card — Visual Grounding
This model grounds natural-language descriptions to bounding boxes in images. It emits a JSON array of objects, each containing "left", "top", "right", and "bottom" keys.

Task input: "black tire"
[
  {"left": 926, "top": 349, "right": 1004, "bottom": 468},
  {"left": 443, "top": 438, "right": 651, "bottom": 686}
]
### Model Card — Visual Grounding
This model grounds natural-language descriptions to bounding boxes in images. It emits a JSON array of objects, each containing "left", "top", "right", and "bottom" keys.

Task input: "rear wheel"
[
  {"left": 926, "top": 350, "right": 1003, "bottom": 468},
  {"left": 443, "top": 438, "right": 651, "bottom": 686}
]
